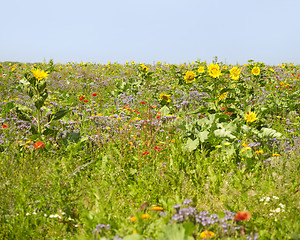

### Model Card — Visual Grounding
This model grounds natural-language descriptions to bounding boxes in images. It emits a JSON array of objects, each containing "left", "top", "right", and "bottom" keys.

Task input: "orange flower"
[
  {"left": 2, "top": 124, "right": 8, "bottom": 128},
  {"left": 200, "top": 230, "right": 215, "bottom": 238},
  {"left": 130, "top": 216, "right": 137, "bottom": 222},
  {"left": 33, "top": 141, "right": 45, "bottom": 149},
  {"left": 142, "top": 214, "right": 152, "bottom": 219},
  {"left": 234, "top": 211, "right": 251, "bottom": 221},
  {"left": 151, "top": 206, "right": 163, "bottom": 211}
]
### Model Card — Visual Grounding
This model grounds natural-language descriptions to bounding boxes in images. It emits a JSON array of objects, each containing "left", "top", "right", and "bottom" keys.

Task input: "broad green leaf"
[
  {"left": 159, "top": 106, "right": 170, "bottom": 116},
  {"left": 214, "top": 128, "right": 236, "bottom": 139},
  {"left": 197, "top": 130, "right": 209, "bottom": 142},
  {"left": 186, "top": 138, "right": 199, "bottom": 152},
  {"left": 50, "top": 109, "right": 70, "bottom": 121},
  {"left": 258, "top": 128, "right": 282, "bottom": 139},
  {"left": 15, "top": 104, "right": 33, "bottom": 122}
]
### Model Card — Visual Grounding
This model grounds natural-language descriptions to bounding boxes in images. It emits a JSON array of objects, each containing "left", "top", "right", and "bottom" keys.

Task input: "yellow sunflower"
[
  {"left": 207, "top": 63, "right": 222, "bottom": 78},
  {"left": 159, "top": 93, "right": 172, "bottom": 102},
  {"left": 184, "top": 71, "right": 196, "bottom": 83},
  {"left": 251, "top": 67, "right": 260, "bottom": 76},
  {"left": 31, "top": 68, "right": 49, "bottom": 81},
  {"left": 229, "top": 67, "right": 242, "bottom": 80}
]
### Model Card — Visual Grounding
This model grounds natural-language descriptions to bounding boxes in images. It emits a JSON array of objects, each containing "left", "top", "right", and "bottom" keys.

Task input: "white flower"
[
  {"left": 259, "top": 197, "right": 265, "bottom": 202},
  {"left": 32, "top": 211, "right": 37, "bottom": 215},
  {"left": 273, "top": 196, "right": 279, "bottom": 200},
  {"left": 279, "top": 203, "right": 285, "bottom": 208},
  {"left": 265, "top": 197, "right": 271, "bottom": 201},
  {"left": 44, "top": 214, "right": 47, "bottom": 217},
  {"left": 275, "top": 208, "right": 281, "bottom": 213},
  {"left": 26, "top": 213, "right": 30, "bottom": 216}
]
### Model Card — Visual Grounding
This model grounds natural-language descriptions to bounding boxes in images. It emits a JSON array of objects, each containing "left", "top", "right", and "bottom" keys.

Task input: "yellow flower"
[
  {"left": 141, "top": 64, "right": 149, "bottom": 71},
  {"left": 242, "top": 142, "right": 248, "bottom": 147},
  {"left": 244, "top": 147, "right": 251, "bottom": 150},
  {"left": 281, "top": 64, "right": 285, "bottom": 68},
  {"left": 224, "top": 142, "right": 231, "bottom": 146},
  {"left": 159, "top": 93, "right": 172, "bottom": 102},
  {"left": 251, "top": 67, "right": 260, "bottom": 76},
  {"left": 215, "top": 145, "right": 222, "bottom": 148},
  {"left": 223, "top": 65, "right": 227, "bottom": 70},
  {"left": 207, "top": 63, "right": 222, "bottom": 78},
  {"left": 218, "top": 92, "right": 227, "bottom": 101},
  {"left": 255, "top": 150, "right": 264, "bottom": 154},
  {"left": 230, "top": 67, "right": 242, "bottom": 80},
  {"left": 200, "top": 230, "right": 215, "bottom": 238},
  {"left": 272, "top": 153, "right": 281, "bottom": 157},
  {"left": 132, "top": 230, "right": 137, "bottom": 234},
  {"left": 244, "top": 111, "right": 258, "bottom": 123},
  {"left": 184, "top": 71, "right": 196, "bottom": 83},
  {"left": 31, "top": 68, "right": 49, "bottom": 81},
  {"left": 197, "top": 66, "right": 205, "bottom": 73}
]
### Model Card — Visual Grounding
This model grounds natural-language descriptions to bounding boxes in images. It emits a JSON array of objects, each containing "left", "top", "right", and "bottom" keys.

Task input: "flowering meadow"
[{"left": 0, "top": 59, "right": 299, "bottom": 239}]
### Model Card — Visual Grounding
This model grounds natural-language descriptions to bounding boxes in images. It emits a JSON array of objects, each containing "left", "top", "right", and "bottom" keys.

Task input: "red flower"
[
  {"left": 141, "top": 101, "right": 146, "bottom": 104},
  {"left": 92, "top": 93, "right": 97, "bottom": 96},
  {"left": 83, "top": 100, "right": 88, "bottom": 102},
  {"left": 222, "top": 107, "right": 226, "bottom": 111},
  {"left": 2, "top": 124, "right": 8, "bottom": 128},
  {"left": 142, "top": 151, "right": 149, "bottom": 155},
  {"left": 154, "top": 146, "right": 162, "bottom": 152},
  {"left": 156, "top": 116, "right": 160, "bottom": 119},
  {"left": 234, "top": 211, "right": 251, "bottom": 221},
  {"left": 33, "top": 141, "right": 45, "bottom": 149}
]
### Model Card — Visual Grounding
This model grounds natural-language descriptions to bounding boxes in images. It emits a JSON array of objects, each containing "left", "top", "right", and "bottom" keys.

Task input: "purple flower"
[{"left": 182, "top": 199, "right": 193, "bottom": 205}]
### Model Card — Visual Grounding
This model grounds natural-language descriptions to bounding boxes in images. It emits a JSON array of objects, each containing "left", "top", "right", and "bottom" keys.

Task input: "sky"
[{"left": 1, "top": 0, "right": 300, "bottom": 65}]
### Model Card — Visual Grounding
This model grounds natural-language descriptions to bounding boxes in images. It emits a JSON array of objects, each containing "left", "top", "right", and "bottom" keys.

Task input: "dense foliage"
[{"left": 0, "top": 59, "right": 299, "bottom": 239}]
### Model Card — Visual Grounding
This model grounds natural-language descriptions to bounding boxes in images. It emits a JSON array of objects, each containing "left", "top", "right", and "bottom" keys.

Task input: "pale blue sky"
[{"left": 1, "top": 0, "right": 300, "bottom": 65}]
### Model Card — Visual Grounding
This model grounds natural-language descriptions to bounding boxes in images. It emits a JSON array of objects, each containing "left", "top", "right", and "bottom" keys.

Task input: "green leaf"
[
  {"left": 50, "top": 109, "right": 70, "bottom": 121},
  {"left": 129, "top": 168, "right": 137, "bottom": 175},
  {"left": 42, "top": 127, "right": 58, "bottom": 137},
  {"left": 185, "top": 138, "right": 199, "bottom": 152},
  {"left": 183, "top": 222, "right": 196, "bottom": 236},
  {"left": 15, "top": 104, "right": 33, "bottom": 122},
  {"left": 214, "top": 128, "right": 236, "bottom": 139},
  {"left": 219, "top": 88, "right": 234, "bottom": 95},
  {"left": 62, "top": 131, "right": 81, "bottom": 145},
  {"left": 19, "top": 77, "right": 30, "bottom": 86},
  {"left": 196, "top": 130, "right": 209, "bottom": 142},
  {"left": 37, "top": 79, "right": 47, "bottom": 93},
  {"left": 159, "top": 106, "right": 170, "bottom": 117},
  {"left": 33, "top": 95, "right": 45, "bottom": 110},
  {"left": 224, "top": 97, "right": 236, "bottom": 103},
  {"left": 123, "top": 234, "right": 143, "bottom": 240},
  {"left": 158, "top": 224, "right": 193, "bottom": 240},
  {"left": 258, "top": 128, "right": 282, "bottom": 139}
]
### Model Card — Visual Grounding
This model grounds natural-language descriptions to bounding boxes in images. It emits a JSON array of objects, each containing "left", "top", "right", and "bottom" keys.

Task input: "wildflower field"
[{"left": 0, "top": 59, "right": 299, "bottom": 239}]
